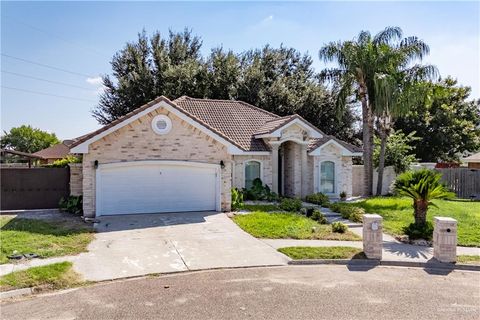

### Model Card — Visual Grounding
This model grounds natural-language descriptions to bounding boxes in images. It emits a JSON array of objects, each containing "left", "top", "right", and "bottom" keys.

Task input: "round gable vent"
[{"left": 151, "top": 115, "right": 172, "bottom": 135}]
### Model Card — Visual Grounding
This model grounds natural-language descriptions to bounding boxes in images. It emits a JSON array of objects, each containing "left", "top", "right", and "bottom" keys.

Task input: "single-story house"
[
  {"left": 69, "top": 96, "right": 362, "bottom": 218},
  {"left": 463, "top": 152, "right": 480, "bottom": 169},
  {"left": 34, "top": 140, "right": 74, "bottom": 164}
]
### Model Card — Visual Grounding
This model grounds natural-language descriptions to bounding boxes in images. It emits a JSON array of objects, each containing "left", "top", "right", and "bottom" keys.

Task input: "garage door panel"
[{"left": 97, "top": 162, "right": 217, "bottom": 216}]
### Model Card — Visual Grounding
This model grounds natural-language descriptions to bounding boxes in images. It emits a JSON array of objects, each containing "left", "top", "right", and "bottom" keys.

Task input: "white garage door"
[{"left": 96, "top": 161, "right": 219, "bottom": 216}]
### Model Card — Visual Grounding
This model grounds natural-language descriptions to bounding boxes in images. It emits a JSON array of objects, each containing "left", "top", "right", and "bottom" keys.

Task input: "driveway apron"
[{"left": 73, "top": 212, "right": 289, "bottom": 281}]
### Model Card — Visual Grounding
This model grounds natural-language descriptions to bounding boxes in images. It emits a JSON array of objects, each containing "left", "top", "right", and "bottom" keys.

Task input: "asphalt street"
[{"left": 1, "top": 265, "right": 479, "bottom": 320}]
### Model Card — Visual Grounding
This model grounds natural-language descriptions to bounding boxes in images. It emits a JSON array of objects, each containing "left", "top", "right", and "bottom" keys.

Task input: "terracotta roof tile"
[
  {"left": 174, "top": 97, "right": 279, "bottom": 151},
  {"left": 308, "top": 136, "right": 362, "bottom": 153},
  {"left": 254, "top": 115, "right": 296, "bottom": 135},
  {"left": 70, "top": 95, "right": 360, "bottom": 155}
]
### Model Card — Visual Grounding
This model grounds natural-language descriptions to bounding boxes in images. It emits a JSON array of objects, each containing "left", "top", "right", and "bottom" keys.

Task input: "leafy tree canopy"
[
  {"left": 0, "top": 125, "right": 60, "bottom": 153},
  {"left": 395, "top": 77, "right": 480, "bottom": 162},
  {"left": 93, "top": 29, "right": 358, "bottom": 143},
  {"left": 374, "top": 129, "right": 420, "bottom": 173}
]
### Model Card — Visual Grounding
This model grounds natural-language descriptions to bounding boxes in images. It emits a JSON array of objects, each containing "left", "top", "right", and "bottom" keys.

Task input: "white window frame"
[
  {"left": 243, "top": 160, "right": 263, "bottom": 189},
  {"left": 319, "top": 160, "right": 337, "bottom": 195},
  {"left": 151, "top": 115, "right": 172, "bottom": 135}
]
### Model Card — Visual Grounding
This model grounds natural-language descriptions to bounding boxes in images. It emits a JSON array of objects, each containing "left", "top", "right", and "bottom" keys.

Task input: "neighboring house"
[
  {"left": 70, "top": 96, "right": 362, "bottom": 217},
  {"left": 463, "top": 152, "right": 480, "bottom": 169},
  {"left": 34, "top": 140, "right": 74, "bottom": 164}
]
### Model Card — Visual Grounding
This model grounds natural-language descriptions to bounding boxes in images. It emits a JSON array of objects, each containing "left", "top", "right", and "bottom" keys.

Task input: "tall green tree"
[
  {"left": 92, "top": 30, "right": 358, "bottom": 142},
  {"left": 319, "top": 27, "right": 435, "bottom": 196},
  {"left": 0, "top": 125, "right": 60, "bottom": 153},
  {"left": 395, "top": 78, "right": 480, "bottom": 162}
]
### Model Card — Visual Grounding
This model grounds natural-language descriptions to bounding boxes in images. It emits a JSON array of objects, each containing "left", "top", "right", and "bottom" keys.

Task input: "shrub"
[
  {"left": 394, "top": 169, "right": 455, "bottom": 227},
  {"left": 243, "top": 178, "right": 278, "bottom": 201},
  {"left": 403, "top": 222, "right": 434, "bottom": 240},
  {"left": 339, "top": 191, "right": 347, "bottom": 199},
  {"left": 328, "top": 203, "right": 342, "bottom": 213},
  {"left": 231, "top": 188, "right": 244, "bottom": 210},
  {"left": 338, "top": 206, "right": 365, "bottom": 221},
  {"left": 311, "top": 209, "right": 328, "bottom": 224},
  {"left": 305, "top": 192, "right": 330, "bottom": 206},
  {"left": 59, "top": 196, "right": 82, "bottom": 215},
  {"left": 331, "top": 222, "right": 348, "bottom": 233},
  {"left": 45, "top": 156, "right": 81, "bottom": 168},
  {"left": 300, "top": 207, "right": 315, "bottom": 217},
  {"left": 279, "top": 198, "right": 303, "bottom": 212}
]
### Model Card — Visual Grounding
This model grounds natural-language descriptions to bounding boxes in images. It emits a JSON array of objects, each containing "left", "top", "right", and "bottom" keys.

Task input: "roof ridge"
[{"left": 176, "top": 96, "right": 279, "bottom": 118}]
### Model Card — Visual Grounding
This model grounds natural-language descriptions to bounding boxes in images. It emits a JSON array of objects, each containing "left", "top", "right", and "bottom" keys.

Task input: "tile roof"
[
  {"left": 70, "top": 95, "right": 361, "bottom": 155},
  {"left": 33, "top": 142, "right": 71, "bottom": 159},
  {"left": 254, "top": 115, "right": 296, "bottom": 136},
  {"left": 308, "top": 136, "right": 363, "bottom": 153},
  {"left": 174, "top": 96, "right": 279, "bottom": 151}
]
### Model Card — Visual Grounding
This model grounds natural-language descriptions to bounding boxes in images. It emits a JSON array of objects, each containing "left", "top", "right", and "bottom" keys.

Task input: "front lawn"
[
  {"left": 232, "top": 212, "right": 360, "bottom": 241},
  {"left": 278, "top": 246, "right": 365, "bottom": 260},
  {"left": 457, "top": 255, "right": 480, "bottom": 265},
  {"left": 0, "top": 262, "right": 82, "bottom": 292},
  {"left": 243, "top": 204, "right": 280, "bottom": 212},
  {"left": 0, "top": 216, "right": 94, "bottom": 264},
  {"left": 346, "top": 197, "right": 480, "bottom": 247}
]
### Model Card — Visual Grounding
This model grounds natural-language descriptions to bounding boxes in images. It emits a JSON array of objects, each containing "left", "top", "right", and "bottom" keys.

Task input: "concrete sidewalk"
[{"left": 262, "top": 239, "right": 480, "bottom": 263}]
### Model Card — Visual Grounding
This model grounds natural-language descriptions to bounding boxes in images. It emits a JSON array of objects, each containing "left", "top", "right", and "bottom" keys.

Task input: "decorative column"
[
  {"left": 271, "top": 143, "right": 279, "bottom": 194},
  {"left": 301, "top": 143, "right": 309, "bottom": 198}
]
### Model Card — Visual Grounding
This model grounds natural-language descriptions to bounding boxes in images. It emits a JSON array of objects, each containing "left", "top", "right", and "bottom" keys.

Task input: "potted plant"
[{"left": 339, "top": 191, "right": 347, "bottom": 201}]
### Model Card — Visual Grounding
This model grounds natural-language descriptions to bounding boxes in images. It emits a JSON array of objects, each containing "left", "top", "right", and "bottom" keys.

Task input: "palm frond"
[{"left": 373, "top": 26, "right": 403, "bottom": 45}]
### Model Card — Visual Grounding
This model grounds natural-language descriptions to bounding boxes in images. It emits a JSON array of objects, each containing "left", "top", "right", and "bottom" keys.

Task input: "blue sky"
[{"left": 1, "top": 1, "right": 479, "bottom": 140}]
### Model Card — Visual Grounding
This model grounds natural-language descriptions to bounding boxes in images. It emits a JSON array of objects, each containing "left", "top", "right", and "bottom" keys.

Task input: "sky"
[{"left": 1, "top": 1, "right": 479, "bottom": 140}]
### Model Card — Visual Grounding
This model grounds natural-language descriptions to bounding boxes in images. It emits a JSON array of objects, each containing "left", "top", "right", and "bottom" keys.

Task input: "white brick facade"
[{"left": 81, "top": 108, "right": 232, "bottom": 218}]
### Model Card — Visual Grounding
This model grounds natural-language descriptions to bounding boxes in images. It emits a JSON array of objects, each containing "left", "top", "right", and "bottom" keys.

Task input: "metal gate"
[{"left": 1, "top": 167, "right": 70, "bottom": 210}]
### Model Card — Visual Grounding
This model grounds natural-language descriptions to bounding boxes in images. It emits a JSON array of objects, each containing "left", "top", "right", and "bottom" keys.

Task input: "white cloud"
[
  {"left": 86, "top": 76, "right": 102, "bottom": 86},
  {"left": 262, "top": 15, "right": 274, "bottom": 24}
]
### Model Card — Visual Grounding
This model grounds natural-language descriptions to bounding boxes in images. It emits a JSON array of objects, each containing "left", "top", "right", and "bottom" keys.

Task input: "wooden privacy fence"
[
  {"left": 1, "top": 167, "right": 70, "bottom": 210},
  {"left": 435, "top": 168, "right": 480, "bottom": 199}
]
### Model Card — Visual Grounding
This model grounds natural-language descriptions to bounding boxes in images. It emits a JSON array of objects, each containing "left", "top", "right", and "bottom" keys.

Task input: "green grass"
[
  {"left": 457, "top": 255, "right": 480, "bottom": 265},
  {"left": 344, "top": 197, "right": 480, "bottom": 247},
  {"left": 0, "top": 262, "right": 83, "bottom": 292},
  {"left": 0, "top": 217, "right": 94, "bottom": 264},
  {"left": 243, "top": 204, "right": 280, "bottom": 212},
  {"left": 278, "top": 246, "right": 365, "bottom": 260},
  {"left": 232, "top": 212, "right": 360, "bottom": 241}
]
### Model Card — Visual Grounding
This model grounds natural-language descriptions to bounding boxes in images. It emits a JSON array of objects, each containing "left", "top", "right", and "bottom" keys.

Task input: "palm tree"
[
  {"left": 373, "top": 44, "right": 437, "bottom": 195},
  {"left": 394, "top": 169, "right": 454, "bottom": 226},
  {"left": 319, "top": 27, "right": 435, "bottom": 196}
]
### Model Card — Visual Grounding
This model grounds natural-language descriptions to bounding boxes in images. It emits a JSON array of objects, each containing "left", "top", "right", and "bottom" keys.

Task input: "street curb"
[
  {"left": 0, "top": 287, "right": 34, "bottom": 299},
  {"left": 288, "top": 259, "right": 480, "bottom": 271}
]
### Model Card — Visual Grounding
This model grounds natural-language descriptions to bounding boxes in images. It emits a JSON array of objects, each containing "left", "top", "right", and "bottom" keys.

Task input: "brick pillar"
[
  {"left": 271, "top": 143, "right": 279, "bottom": 194},
  {"left": 433, "top": 217, "right": 457, "bottom": 263},
  {"left": 363, "top": 214, "right": 383, "bottom": 260},
  {"left": 68, "top": 163, "right": 83, "bottom": 196},
  {"left": 300, "top": 143, "right": 308, "bottom": 199}
]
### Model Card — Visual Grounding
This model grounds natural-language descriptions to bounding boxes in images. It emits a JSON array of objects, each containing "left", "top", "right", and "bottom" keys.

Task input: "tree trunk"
[
  {"left": 376, "top": 115, "right": 389, "bottom": 196},
  {"left": 360, "top": 84, "right": 373, "bottom": 196},
  {"left": 413, "top": 199, "right": 428, "bottom": 226}
]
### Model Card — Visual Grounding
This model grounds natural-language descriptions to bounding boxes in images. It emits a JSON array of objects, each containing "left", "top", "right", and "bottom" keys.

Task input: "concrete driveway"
[{"left": 74, "top": 212, "right": 288, "bottom": 281}]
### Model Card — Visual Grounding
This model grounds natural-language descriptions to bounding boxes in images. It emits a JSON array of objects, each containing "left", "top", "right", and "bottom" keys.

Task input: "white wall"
[{"left": 352, "top": 165, "right": 397, "bottom": 196}]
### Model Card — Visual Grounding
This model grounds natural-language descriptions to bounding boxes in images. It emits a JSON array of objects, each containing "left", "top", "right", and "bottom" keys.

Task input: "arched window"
[
  {"left": 245, "top": 161, "right": 261, "bottom": 189},
  {"left": 320, "top": 161, "right": 335, "bottom": 194}
]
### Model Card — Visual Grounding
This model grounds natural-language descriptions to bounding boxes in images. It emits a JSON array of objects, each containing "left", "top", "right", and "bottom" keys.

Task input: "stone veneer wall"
[
  {"left": 352, "top": 165, "right": 396, "bottom": 196},
  {"left": 312, "top": 144, "right": 353, "bottom": 197},
  {"left": 69, "top": 163, "right": 83, "bottom": 196},
  {"left": 82, "top": 108, "right": 232, "bottom": 218},
  {"left": 232, "top": 155, "right": 273, "bottom": 189}
]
